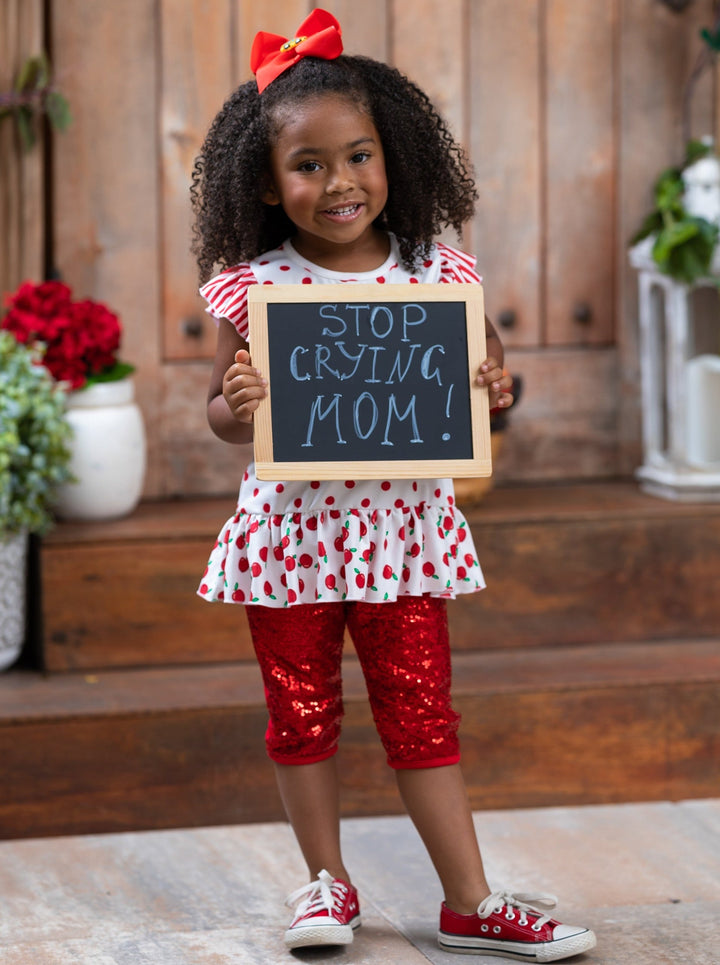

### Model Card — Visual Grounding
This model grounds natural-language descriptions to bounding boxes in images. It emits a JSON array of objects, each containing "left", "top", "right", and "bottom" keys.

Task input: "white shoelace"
[
  {"left": 286, "top": 869, "right": 348, "bottom": 919},
  {"left": 477, "top": 890, "right": 558, "bottom": 930}
]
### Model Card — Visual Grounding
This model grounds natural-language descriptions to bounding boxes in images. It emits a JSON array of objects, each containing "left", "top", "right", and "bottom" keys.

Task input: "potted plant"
[
  {"left": 630, "top": 13, "right": 720, "bottom": 283},
  {"left": 1, "top": 279, "right": 146, "bottom": 521},
  {"left": 0, "top": 331, "right": 73, "bottom": 670}
]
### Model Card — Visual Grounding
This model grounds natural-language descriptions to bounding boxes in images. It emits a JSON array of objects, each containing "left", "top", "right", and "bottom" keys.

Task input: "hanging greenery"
[{"left": 0, "top": 52, "right": 71, "bottom": 150}]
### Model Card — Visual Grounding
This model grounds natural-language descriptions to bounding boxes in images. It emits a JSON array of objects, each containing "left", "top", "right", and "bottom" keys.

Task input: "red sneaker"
[
  {"left": 438, "top": 890, "right": 596, "bottom": 961},
  {"left": 284, "top": 869, "right": 361, "bottom": 949}
]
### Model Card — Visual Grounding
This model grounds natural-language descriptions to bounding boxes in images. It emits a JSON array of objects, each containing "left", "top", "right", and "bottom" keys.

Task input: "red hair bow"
[{"left": 251, "top": 8, "right": 343, "bottom": 93}]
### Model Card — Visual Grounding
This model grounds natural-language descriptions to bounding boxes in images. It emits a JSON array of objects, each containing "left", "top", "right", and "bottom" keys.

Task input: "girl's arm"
[
  {"left": 477, "top": 314, "right": 514, "bottom": 410},
  {"left": 207, "top": 317, "right": 267, "bottom": 444}
]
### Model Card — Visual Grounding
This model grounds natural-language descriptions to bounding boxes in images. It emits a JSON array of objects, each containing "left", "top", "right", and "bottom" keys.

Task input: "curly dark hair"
[{"left": 190, "top": 55, "right": 477, "bottom": 282}]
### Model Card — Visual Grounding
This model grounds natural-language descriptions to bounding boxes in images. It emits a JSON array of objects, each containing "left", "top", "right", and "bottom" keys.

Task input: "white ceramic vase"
[
  {"left": 55, "top": 378, "right": 147, "bottom": 521},
  {"left": 0, "top": 530, "right": 28, "bottom": 671}
]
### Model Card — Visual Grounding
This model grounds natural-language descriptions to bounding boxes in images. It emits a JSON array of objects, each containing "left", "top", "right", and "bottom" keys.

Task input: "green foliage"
[
  {"left": 0, "top": 52, "right": 71, "bottom": 151},
  {"left": 0, "top": 332, "right": 73, "bottom": 536},
  {"left": 631, "top": 140, "right": 720, "bottom": 284}
]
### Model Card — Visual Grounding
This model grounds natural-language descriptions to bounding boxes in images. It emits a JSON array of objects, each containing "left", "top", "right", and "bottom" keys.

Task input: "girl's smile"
[{"left": 263, "top": 93, "right": 389, "bottom": 271}]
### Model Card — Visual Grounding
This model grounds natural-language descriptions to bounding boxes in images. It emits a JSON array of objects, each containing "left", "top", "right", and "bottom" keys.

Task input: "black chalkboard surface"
[{"left": 248, "top": 284, "right": 491, "bottom": 480}]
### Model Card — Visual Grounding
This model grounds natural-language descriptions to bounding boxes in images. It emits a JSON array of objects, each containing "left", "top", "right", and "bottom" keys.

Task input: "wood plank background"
[{"left": 2, "top": 0, "right": 717, "bottom": 497}]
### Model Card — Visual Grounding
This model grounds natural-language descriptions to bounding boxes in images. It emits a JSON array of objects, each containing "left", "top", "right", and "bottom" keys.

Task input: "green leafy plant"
[
  {"left": 0, "top": 52, "right": 71, "bottom": 150},
  {"left": 0, "top": 332, "right": 73, "bottom": 536},
  {"left": 631, "top": 140, "right": 720, "bottom": 283}
]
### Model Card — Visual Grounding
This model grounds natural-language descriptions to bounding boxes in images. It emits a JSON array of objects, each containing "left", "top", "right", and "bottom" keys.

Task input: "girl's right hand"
[{"left": 223, "top": 349, "right": 267, "bottom": 423}]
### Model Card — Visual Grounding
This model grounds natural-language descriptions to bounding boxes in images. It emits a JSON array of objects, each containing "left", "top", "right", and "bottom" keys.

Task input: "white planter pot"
[
  {"left": 55, "top": 378, "right": 147, "bottom": 521},
  {"left": 0, "top": 530, "right": 28, "bottom": 671}
]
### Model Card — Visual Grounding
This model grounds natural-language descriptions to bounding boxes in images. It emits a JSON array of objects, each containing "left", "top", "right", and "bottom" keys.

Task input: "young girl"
[{"left": 192, "top": 9, "right": 596, "bottom": 962}]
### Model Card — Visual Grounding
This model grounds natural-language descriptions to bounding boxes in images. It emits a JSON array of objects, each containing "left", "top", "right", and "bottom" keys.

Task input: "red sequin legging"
[{"left": 245, "top": 595, "right": 461, "bottom": 769}]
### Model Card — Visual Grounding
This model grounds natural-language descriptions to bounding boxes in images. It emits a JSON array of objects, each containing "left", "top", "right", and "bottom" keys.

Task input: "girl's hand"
[
  {"left": 476, "top": 357, "right": 513, "bottom": 410},
  {"left": 223, "top": 349, "right": 267, "bottom": 423}
]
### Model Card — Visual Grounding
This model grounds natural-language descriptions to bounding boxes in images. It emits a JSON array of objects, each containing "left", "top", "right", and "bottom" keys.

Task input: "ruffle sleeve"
[
  {"left": 199, "top": 264, "right": 257, "bottom": 339},
  {"left": 437, "top": 243, "right": 483, "bottom": 285}
]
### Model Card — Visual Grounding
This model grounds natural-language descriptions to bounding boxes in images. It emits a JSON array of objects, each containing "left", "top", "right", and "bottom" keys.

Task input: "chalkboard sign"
[{"left": 248, "top": 284, "right": 491, "bottom": 480}]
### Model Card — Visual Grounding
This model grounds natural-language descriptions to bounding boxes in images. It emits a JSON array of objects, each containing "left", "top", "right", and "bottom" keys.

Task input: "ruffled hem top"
[{"left": 197, "top": 234, "right": 486, "bottom": 608}]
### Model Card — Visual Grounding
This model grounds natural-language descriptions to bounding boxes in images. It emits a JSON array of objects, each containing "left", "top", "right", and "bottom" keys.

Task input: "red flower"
[{"left": 1, "top": 279, "right": 131, "bottom": 390}]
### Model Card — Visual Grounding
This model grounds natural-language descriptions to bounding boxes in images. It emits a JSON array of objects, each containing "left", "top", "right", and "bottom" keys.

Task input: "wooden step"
[
  {"left": 2, "top": 638, "right": 719, "bottom": 839},
  {"left": 39, "top": 482, "right": 720, "bottom": 671}
]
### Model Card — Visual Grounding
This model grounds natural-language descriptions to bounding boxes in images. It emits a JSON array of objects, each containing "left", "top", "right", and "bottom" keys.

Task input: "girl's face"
[{"left": 263, "top": 93, "right": 389, "bottom": 270}]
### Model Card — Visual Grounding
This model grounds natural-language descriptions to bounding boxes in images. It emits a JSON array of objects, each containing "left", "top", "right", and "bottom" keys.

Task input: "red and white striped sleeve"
[
  {"left": 199, "top": 264, "right": 257, "bottom": 340},
  {"left": 437, "top": 242, "right": 483, "bottom": 285}
]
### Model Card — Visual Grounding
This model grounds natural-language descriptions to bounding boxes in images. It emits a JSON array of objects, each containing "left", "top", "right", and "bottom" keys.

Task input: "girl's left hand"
[{"left": 476, "top": 357, "right": 514, "bottom": 410}]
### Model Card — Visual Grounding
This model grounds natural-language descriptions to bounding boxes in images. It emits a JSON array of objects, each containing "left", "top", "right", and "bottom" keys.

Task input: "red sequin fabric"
[{"left": 246, "top": 596, "right": 461, "bottom": 768}]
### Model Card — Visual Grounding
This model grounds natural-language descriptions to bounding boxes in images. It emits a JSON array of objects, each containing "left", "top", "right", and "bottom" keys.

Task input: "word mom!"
[{"left": 286, "top": 301, "right": 457, "bottom": 450}]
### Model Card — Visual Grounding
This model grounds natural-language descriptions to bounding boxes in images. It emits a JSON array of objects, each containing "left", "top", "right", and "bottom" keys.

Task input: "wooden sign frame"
[{"left": 248, "top": 283, "right": 491, "bottom": 480}]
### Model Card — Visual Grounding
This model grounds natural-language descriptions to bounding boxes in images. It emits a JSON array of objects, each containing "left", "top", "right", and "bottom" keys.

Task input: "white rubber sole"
[
  {"left": 285, "top": 916, "right": 361, "bottom": 949},
  {"left": 438, "top": 927, "right": 597, "bottom": 961}
]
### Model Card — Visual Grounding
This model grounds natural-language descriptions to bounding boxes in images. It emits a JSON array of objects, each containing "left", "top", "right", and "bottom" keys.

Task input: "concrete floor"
[{"left": 1, "top": 799, "right": 719, "bottom": 964}]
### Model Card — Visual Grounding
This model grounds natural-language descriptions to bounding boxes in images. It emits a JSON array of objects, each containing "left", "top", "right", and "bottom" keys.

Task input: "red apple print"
[
  {"left": 464, "top": 553, "right": 475, "bottom": 568},
  {"left": 330, "top": 510, "right": 341, "bottom": 519},
  {"left": 423, "top": 562, "right": 436, "bottom": 577},
  {"left": 217, "top": 590, "right": 224, "bottom": 600},
  {"left": 325, "top": 574, "right": 336, "bottom": 590},
  {"left": 299, "top": 553, "right": 313, "bottom": 568},
  {"left": 402, "top": 566, "right": 411, "bottom": 583},
  {"left": 458, "top": 528, "right": 467, "bottom": 542},
  {"left": 334, "top": 536, "right": 344, "bottom": 553},
  {"left": 359, "top": 521, "right": 367, "bottom": 537},
  {"left": 443, "top": 516, "right": 453, "bottom": 531},
  {"left": 410, "top": 542, "right": 421, "bottom": 557},
  {"left": 448, "top": 494, "right": 454, "bottom": 505},
  {"left": 355, "top": 573, "right": 366, "bottom": 588},
  {"left": 200, "top": 583, "right": 209, "bottom": 595},
  {"left": 383, "top": 564, "right": 394, "bottom": 580},
  {"left": 285, "top": 556, "right": 296, "bottom": 571},
  {"left": 248, "top": 520, "right": 259, "bottom": 534},
  {"left": 318, "top": 541, "right": 327, "bottom": 558},
  {"left": 259, "top": 546, "right": 269, "bottom": 562},
  {"left": 237, "top": 535, "right": 246, "bottom": 549},
  {"left": 344, "top": 549, "right": 353, "bottom": 564},
  {"left": 273, "top": 545, "right": 284, "bottom": 562},
  {"left": 273, "top": 514, "right": 283, "bottom": 527},
  {"left": 281, "top": 573, "right": 287, "bottom": 587},
  {"left": 238, "top": 558, "right": 250, "bottom": 572},
  {"left": 307, "top": 516, "right": 318, "bottom": 531},
  {"left": 232, "top": 586, "right": 245, "bottom": 602},
  {"left": 298, "top": 578, "right": 305, "bottom": 593},
  {"left": 399, "top": 526, "right": 405, "bottom": 540},
  {"left": 251, "top": 562, "right": 262, "bottom": 577},
  {"left": 287, "top": 588, "right": 297, "bottom": 603},
  {"left": 263, "top": 580, "right": 273, "bottom": 596},
  {"left": 339, "top": 565, "right": 346, "bottom": 580},
  {"left": 457, "top": 566, "right": 467, "bottom": 580},
  {"left": 281, "top": 535, "right": 290, "bottom": 549}
]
